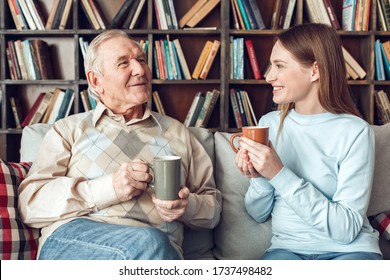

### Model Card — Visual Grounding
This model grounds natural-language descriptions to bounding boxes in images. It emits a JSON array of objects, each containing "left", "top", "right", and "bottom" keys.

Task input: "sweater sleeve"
[
  {"left": 245, "top": 178, "right": 275, "bottom": 223},
  {"left": 18, "top": 123, "right": 120, "bottom": 228},
  {"left": 269, "top": 125, "right": 375, "bottom": 244}
]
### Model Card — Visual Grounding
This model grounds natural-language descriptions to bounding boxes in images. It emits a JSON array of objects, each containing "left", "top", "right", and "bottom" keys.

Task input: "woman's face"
[{"left": 266, "top": 41, "right": 322, "bottom": 114}]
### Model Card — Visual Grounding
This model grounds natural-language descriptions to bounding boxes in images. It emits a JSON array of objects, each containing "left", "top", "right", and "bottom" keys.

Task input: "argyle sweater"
[{"left": 18, "top": 103, "right": 221, "bottom": 257}]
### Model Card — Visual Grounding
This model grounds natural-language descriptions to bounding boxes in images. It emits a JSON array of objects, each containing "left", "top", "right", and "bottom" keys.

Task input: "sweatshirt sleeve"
[
  {"left": 269, "top": 125, "right": 375, "bottom": 244},
  {"left": 245, "top": 177, "right": 275, "bottom": 223},
  {"left": 18, "top": 123, "right": 120, "bottom": 228}
]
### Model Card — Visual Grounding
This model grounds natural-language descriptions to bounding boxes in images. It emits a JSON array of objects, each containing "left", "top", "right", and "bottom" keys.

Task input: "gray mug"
[{"left": 149, "top": 155, "right": 181, "bottom": 200}]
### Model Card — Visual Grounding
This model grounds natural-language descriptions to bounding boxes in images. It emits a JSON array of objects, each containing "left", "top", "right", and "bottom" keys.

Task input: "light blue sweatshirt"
[{"left": 245, "top": 109, "right": 381, "bottom": 255}]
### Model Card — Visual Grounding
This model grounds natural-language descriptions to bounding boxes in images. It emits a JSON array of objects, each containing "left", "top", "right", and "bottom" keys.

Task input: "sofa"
[{"left": 1, "top": 123, "right": 389, "bottom": 260}]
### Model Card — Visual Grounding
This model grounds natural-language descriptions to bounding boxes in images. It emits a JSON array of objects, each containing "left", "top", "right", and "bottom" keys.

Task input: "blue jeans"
[
  {"left": 39, "top": 218, "right": 181, "bottom": 260},
  {"left": 262, "top": 249, "right": 383, "bottom": 260}
]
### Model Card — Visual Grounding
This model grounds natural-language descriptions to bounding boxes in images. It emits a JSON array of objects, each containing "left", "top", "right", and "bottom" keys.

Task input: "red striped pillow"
[
  {"left": 370, "top": 211, "right": 390, "bottom": 241},
  {"left": 0, "top": 160, "right": 39, "bottom": 259}
]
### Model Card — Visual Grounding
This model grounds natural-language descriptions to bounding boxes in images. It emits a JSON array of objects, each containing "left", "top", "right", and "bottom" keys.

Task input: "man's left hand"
[{"left": 151, "top": 186, "right": 190, "bottom": 222}]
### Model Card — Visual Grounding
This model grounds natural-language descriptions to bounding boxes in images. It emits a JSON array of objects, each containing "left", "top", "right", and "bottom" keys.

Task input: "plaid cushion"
[
  {"left": 370, "top": 211, "right": 390, "bottom": 241},
  {"left": 0, "top": 160, "right": 39, "bottom": 259}
]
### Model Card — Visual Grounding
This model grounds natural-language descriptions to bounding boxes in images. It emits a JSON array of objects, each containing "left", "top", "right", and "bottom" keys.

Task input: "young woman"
[{"left": 235, "top": 23, "right": 382, "bottom": 260}]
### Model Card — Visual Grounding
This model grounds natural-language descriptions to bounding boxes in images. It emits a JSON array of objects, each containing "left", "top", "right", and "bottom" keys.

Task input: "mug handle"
[{"left": 229, "top": 133, "right": 242, "bottom": 153}]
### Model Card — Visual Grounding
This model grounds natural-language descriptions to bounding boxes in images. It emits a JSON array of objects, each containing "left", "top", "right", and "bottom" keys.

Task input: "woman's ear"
[
  {"left": 311, "top": 61, "right": 320, "bottom": 82},
  {"left": 86, "top": 71, "right": 103, "bottom": 94}
]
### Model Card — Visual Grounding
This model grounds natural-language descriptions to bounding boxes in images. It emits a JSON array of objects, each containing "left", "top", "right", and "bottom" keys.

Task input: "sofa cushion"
[
  {"left": 370, "top": 211, "right": 390, "bottom": 241},
  {"left": 0, "top": 160, "right": 39, "bottom": 259},
  {"left": 369, "top": 124, "right": 390, "bottom": 216},
  {"left": 213, "top": 132, "right": 271, "bottom": 260},
  {"left": 20, "top": 124, "right": 216, "bottom": 259}
]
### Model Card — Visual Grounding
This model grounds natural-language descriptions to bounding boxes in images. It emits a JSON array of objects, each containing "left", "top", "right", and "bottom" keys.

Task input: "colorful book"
[
  {"left": 245, "top": 39, "right": 261, "bottom": 80},
  {"left": 184, "top": 92, "right": 206, "bottom": 127}
]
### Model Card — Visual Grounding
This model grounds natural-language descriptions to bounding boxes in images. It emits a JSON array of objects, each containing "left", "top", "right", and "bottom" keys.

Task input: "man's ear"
[
  {"left": 86, "top": 71, "right": 103, "bottom": 94},
  {"left": 311, "top": 61, "right": 320, "bottom": 82}
]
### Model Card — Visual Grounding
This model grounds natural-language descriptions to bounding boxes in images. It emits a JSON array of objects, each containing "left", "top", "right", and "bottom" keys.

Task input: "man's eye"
[
  {"left": 138, "top": 57, "right": 146, "bottom": 63},
  {"left": 118, "top": 61, "right": 129, "bottom": 66}
]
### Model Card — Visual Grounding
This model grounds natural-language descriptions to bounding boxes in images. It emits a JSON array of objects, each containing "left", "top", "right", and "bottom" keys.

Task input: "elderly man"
[{"left": 18, "top": 30, "right": 221, "bottom": 260}]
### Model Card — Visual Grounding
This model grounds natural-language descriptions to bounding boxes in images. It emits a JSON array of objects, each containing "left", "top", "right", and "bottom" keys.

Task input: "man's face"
[{"left": 92, "top": 36, "right": 152, "bottom": 115}]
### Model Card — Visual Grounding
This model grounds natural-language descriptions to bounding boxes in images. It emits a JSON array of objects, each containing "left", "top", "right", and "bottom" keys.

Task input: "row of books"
[
  {"left": 374, "top": 89, "right": 390, "bottom": 124},
  {"left": 183, "top": 89, "right": 221, "bottom": 127},
  {"left": 179, "top": 0, "right": 221, "bottom": 29},
  {"left": 8, "top": 0, "right": 72, "bottom": 30},
  {"left": 230, "top": 89, "right": 257, "bottom": 128},
  {"left": 80, "top": 89, "right": 97, "bottom": 111},
  {"left": 6, "top": 39, "right": 53, "bottom": 81},
  {"left": 231, "top": 37, "right": 261, "bottom": 80},
  {"left": 231, "top": 0, "right": 266, "bottom": 30},
  {"left": 378, "top": 0, "right": 390, "bottom": 31},
  {"left": 342, "top": 0, "right": 371, "bottom": 31},
  {"left": 82, "top": 0, "right": 146, "bottom": 30},
  {"left": 374, "top": 39, "right": 390, "bottom": 80},
  {"left": 269, "top": 0, "right": 298, "bottom": 30},
  {"left": 152, "top": 89, "right": 220, "bottom": 128},
  {"left": 154, "top": 0, "right": 178, "bottom": 30},
  {"left": 304, "top": 0, "right": 341, "bottom": 30},
  {"left": 9, "top": 88, "right": 74, "bottom": 129}
]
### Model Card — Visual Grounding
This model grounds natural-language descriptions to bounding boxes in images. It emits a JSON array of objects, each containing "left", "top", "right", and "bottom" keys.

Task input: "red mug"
[{"left": 229, "top": 126, "right": 269, "bottom": 153}]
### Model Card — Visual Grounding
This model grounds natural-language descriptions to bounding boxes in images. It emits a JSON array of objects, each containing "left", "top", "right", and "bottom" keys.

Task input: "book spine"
[
  {"left": 195, "top": 89, "right": 220, "bottom": 128},
  {"left": 247, "top": 0, "right": 266, "bottom": 29},
  {"left": 186, "top": 0, "right": 221, "bottom": 28},
  {"left": 230, "top": 89, "right": 242, "bottom": 128},
  {"left": 130, "top": 0, "right": 146, "bottom": 29},
  {"left": 342, "top": 0, "right": 356, "bottom": 31},
  {"left": 245, "top": 39, "right": 261, "bottom": 80},
  {"left": 178, "top": 0, "right": 208, "bottom": 28},
  {"left": 236, "top": 0, "right": 254, "bottom": 29},
  {"left": 29, "top": 92, "right": 53, "bottom": 125},
  {"left": 192, "top": 40, "right": 213, "bottom": 79},
  {"left": 173, "top": 39, "right": 191, "bottom": 80},
  {"left": 199, "top": 40, "right": 221, "bottom": 80},
  {"left": 45, "top": 0, "right": 60, "bottom": 29},
  {"left": 322, "top": 0, "right": 341, "bottom": 29}
]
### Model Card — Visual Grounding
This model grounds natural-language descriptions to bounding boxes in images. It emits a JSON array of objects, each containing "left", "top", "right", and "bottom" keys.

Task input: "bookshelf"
[{"left": 0, "top": 0, "right": 387, "bottom": 161}]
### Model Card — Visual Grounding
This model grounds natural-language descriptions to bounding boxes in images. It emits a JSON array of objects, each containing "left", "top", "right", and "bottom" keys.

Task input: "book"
[
  {"left": 236, "top": 0, "right": 253, "bottom": 29},
  {"left": 45, "top": 0, "right": 60, "bottom": 29},
  {"left": 361, "top": 0, "right": 371, "bottom": 31},
  {"left": 230, "top": 0, "right": 240, "bottom": 30},
  {"left": 195, "top": 89, "right": 220, "bottom": 127},
  {"left": 47, "top": 88, "right": 66, "bottom": 124},
  {"left": 378, "top": 0, "right": 388, "bottom": 31},
  {"left": 233, "top": 0, "right": 246, "bottom": 29},
  {"left": 382, "top": 40, "right": 390, "bottom": 63},
  {"left": 271, "top": 0, "right": 282, "bottom": 29},
  {"left": 230, "top": 89, "right": 243, "bottom": 128},
  {"left": 342, "top": 0, "right": 356, "bottom": 30},
  {"left": 109, "top": 0, "right": 135, "bottom": 28},
  {"left": 160, "top": 0, "right": 174, "bottom": 29},
  {"left": 80, "top": 0, "right": 100, "bottom": 29},
  {"left": 242, "top": 90, "right": 257, "bottom": 125},
  {"left": 21, "top": 92, "right": 45, "bottom": 127},
  {"left": 167, "top": 0, "right": 178, "bottom": 29},
  {"left": 322, "top": 0, "right": 341, "bottom": 29},
  {"left": 7, "top": 40, "right": 22, "bottom": 80},
  {"left": 192, "top": 40, "right": 213, "bottom": 79},
  {"left": 28, "top": 39, "right": 42, "bottom": 80},
  {"left": 380, "top": 41, "right": 390, "bottom": 79},
  {"left": 25, "top": 0, "right": 45, "bottom": 30},
  {"left": 233, "top": 37, "right": 244, "bottom": 79},
  {"left": 25, "top": 91, "right": 53, "bottom": 125},
  {"left": 6, "top": 48, "right": 16, "bottom": 80},
  {"left": 375, "top": 39, "right": 386, "bottom": 80},
  {"left": 247, "top": 0, "right": 266, "bottom": 29},
  {"left": 121, "top": 0, "right": 140, "bottom": 29},
  {"left": 80, "top": 90, "right": 92, "bottom": 111},
  {"left": 235, "top": 89, "right": 247, "bottom": 126},
  {"left": 22, "top": 39, "right": 36, "bottom": 80},
  {"left": 34, "top": 39, "right": 53, "bottom": 80},
  {"left": 14, "top": 39, "right": 29, "bottom": 80},
  {"left": 178, "top": 0, "right": 208, "bottom": 28},
  {"left": 199, "top": 40, "right": 221, "bottom": 80},
  {"left": 8, "top": 0, "right": 23, "bottom": 30},
  {"left": 342, "top": 46, "right": 366, "bottom": 79},
  {"left": 55, "top": 88, "right": 75, "bottom": 121},
  {"left": 173, "top": 39, "right": 191, "bottom": 80},
  {"left": 129, "top": 0, "right": 146, "bottom": 29},
  {"left": 42, "top": 88, "right": 61, "bottom": 123},
  {"left": 51, "top": 0, "right": 67, "bottom": 29},
  {"left": 186, "top": 0, "right": 221, "bottom": 28},
  {"left": 184, "top": 92, "right": 206, "bottom": 127},
  {"left": 245, "top": 39, "right": 261, "bottom": 80},
  {"left": 9, "top": 97, "right": 23, "bottom": 128},
  {"left": 152, "top": 91, "right": 165, "bottom": 114},
  {"left": 89, "top": 0, "right": 107, "bottom": 29},
  {"left": 18, "top": 0, "right": 36, "bottom": 30},
  {"left": 59, "top": 0, "right": 73, "bottom": 30}
]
